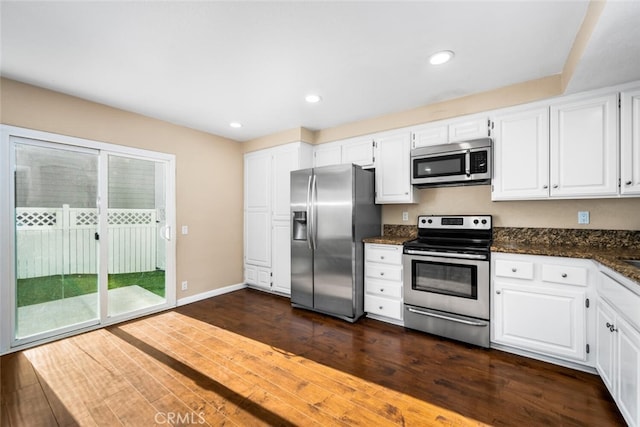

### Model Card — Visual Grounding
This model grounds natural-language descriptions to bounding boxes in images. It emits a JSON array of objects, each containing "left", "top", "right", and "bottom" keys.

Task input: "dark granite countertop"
[
  {"left": 363, "top": 235, "right": 413, "bottom": 245},
  {"left": 363, "top": 225, "right": 640, "bottom": 286},
  {"left": 491, "top": 241, "right": 640, "bottom": 284}
]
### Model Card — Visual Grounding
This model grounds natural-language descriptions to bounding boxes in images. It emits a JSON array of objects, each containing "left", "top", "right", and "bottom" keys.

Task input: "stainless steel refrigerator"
[{"left": 290, "top": 164, "right": 381, "bottom": 322}]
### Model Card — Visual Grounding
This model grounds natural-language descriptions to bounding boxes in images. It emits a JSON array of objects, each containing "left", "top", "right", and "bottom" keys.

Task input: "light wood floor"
[{"left": 1, "top": 288, "right": 625, "bottom": 426}]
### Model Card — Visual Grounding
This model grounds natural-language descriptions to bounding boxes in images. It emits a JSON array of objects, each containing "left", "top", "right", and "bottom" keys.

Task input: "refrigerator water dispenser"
[{"left": 292, "top": 211, "right": 307, "bottom": 241}]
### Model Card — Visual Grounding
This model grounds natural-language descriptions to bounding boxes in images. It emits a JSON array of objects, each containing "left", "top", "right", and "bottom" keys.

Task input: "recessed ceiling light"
[
  {"left": 429, "top": 50, "right": 454, "bottom": 65},
  {"left": 305, "top": 94, "right": 322, "bottom": 103},
  {"left": 229, "top": 122, "right": 242, "bottom": 128}
]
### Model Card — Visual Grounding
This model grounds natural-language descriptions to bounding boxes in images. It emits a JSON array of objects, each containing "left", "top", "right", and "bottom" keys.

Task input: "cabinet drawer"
[
  {"left": 366, "top": 264, "right": 402, "bottom": 282},
  {"left": 542, "top": 264, "right": 587, "bottom": 286},
  {"left": 495, "top": 259, "right": 534, "bottom": 280},
  {"left": 366, "top": 244, "right": 402, "bottom": 265},
  {"left": 366, "top": 278, "right": 402, "bottom": 299},
  {"left": 365, "top": 295, "right": 403, "bottom": 320}
]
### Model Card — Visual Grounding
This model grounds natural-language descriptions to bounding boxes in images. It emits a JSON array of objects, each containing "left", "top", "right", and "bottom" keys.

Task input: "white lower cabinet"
[
  {"left": 491, "top": 253, "right": 593, "bottom": 367},
  {"left": 364, "top": 244, "right": 404, "bottom": 324},
  {"left": 597, "top": 270, "right": 640, "bottom": 427}
]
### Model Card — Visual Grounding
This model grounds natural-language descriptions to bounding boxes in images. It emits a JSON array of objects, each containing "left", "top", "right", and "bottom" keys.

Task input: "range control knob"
[
  {"left": 427, "top": 219, "right": 433, "bottom": 224},
  {"left": 421, "top": 218, "right": 427, "bottom": 224},
  {"left": 481, "top": 219, "right": 487, "bottom": 225},
  {"left": 473, "top": 219, "right": 479, "bottom": 225}
]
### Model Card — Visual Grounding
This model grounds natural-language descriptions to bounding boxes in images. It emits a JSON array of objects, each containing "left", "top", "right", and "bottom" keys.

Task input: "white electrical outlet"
[
  {"left": 181, "top": 225, "right": 188, "bottom": 235},
  {"left": 402, "top": 211, "right": 409, "bottom": 221},
  {"left": 181, "top": 281, "right": 188, "bottom": 291},
  {"left": 578, "top": 211, "right": 590, "bottom": 224}
]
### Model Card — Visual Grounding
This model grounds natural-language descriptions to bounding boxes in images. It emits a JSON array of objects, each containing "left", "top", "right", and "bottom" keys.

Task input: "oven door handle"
[
  {"left": 407, "top": 307, "right": 487, "bottom": 327},
  {"left": 404, "top": 249, "right": 487, "bottom": 260}
]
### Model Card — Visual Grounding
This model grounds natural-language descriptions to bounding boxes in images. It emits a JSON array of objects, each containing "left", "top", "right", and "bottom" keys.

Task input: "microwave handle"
[{"left": 465, "top": 150, "right": 471, "bottom": 177}]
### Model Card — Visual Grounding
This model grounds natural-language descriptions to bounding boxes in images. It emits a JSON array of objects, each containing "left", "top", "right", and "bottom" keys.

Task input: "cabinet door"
[
  {"left": 375, "top": 132, "right": 416, "bottom": 204},
  {"left": 313, "top": 144, "right": 341, "bottom": 167},
  {"left": 245, "top": 210, "right": 271, "bottom": 267},
  {"left": 550, "top": 93, "right": 618, "bottom": 197},
  {"left": 342, "top": 138, "right": 375, "bottom": 168},
  {"left": 272, "top": 147, "right": 299, "bottom": 221},
  {"left": 411, "top": 124, "right": 448, "bottom": 148},
  {"left": 492, "top": 107, "right": 549, "bottom": 200},
  {"left": 493, "top": 281, "right": 586, "bottom": 361},
  {"left": 244, "top": 152, "right": 272, "bottom": 210},
  {"left": 448, "top": 117, "right": 489, "bottom": 142},
  {"left": 271, "top": 221, "right": 291, "bottom": 295},
  {"left": 596, "top": 299, "right": 617, "bottom": 396},
  {"left": 621, "top": 88, "right": 640, "bottom": 195},
  {"left": 618, "top": 316, "right": 640, "bottom": 427}
]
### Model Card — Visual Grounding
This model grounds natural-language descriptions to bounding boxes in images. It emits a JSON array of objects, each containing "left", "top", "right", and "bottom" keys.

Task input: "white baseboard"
[{"left": 177, "top": 282, "right": 247, "bottom": 307}]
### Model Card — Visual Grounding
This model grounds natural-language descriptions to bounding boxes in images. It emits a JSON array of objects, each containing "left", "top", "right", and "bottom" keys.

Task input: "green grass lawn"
[{"left": 17, "top": 270, "right": 165, "bottom": 307}]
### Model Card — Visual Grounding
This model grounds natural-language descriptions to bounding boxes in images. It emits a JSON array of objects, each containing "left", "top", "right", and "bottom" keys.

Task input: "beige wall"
[
  {"left": 0, "top": 77, "right": 244, "bottom": 297},
  {"left": 383, "top": 186, "right": 640, "bottom": 231}
]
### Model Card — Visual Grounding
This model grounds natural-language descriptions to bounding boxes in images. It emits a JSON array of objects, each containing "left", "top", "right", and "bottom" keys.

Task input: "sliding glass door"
[
  {"left": 13, "top": 139, "right": 100, "bottom": 340},
  {"left": 106, "top": 154, "right": 168, "bottom": 318},
  {"left": 5, "top": 129, "right": 176, "bottom": 349}
]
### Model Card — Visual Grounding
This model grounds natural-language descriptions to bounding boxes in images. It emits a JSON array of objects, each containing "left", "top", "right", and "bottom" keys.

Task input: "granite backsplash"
[{"left": 493, "top": 227, "right": 640, "bottom": 250}]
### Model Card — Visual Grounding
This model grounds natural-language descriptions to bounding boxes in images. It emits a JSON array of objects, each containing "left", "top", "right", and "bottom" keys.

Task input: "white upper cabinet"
[
  {"left": 621, "top": 87, "right": 640, "bottom": 195},
  {"left": 411, "top": 115, "right": 489, "bottom": 149},
  {"left": 375, "top": 131, "right": 417, "bottom": 204},
  {"left": 492, "top": 105, "right": 550, "bottom": 200},
  {"left": 313, "top": 137, "right": 375, "bottom": 168},
  {"left": 272, "top": 144, "right": 308, "bottom": 221},
  {"left": 313, "top": 142, "right": 342, "bottom": 167},
  {"left": 341, "top": 137, "right": 375, "bottom": 168},
  {"left": 550, "top": 92, "right": 619, "bottom": 198},
  {"left": 411, "top": 123, "right": 448, "bottom": 148},
  {"left": 449, "top": 116, "right": 490, "bottom": 142},
  {"left": 245, "top": 151, "right": 272, "bottom": 211}
]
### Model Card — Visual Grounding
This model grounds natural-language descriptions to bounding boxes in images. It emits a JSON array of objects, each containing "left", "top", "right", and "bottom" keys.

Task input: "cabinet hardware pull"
[
  {"left": 380, "top": 288, "right": 384, "bottom": 292},
  {"left": 380, "top": 272, "right": 385, "bottom": 276},
  {"left": 561, "top": 273, "right": 567, "bottom": 278},
  {"left": 380, "top": 256, "right": 385, "bottom": 260},
  {"left": 543, "top": 185, "right": 548, "bottom": 189},
  {"left": 511, "top": 268, "right": 517, "bottom": 272},
  {"left": 553, "top": 184, "right": 559, "bottom": 189},
  {"left": 626, "top": 181, "right": 632, "bottom": 185},
  {"left": 606, "top": 322, "right": 618, "bottom": 333},
  {"left": 379, "top": 306, "right": 383, "bottom": 310},
  {"left": 496, "top": 290, "right": 501, "bottom": 294}
]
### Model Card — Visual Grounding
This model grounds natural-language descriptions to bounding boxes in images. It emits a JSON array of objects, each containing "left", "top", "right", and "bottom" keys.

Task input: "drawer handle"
[
  {"left": 511, "top": 268, "right": 517, "bottom": 272},
  {"left": 496, "top": 290, "right": 501, "bottom": 295},
  {"left": 561, "top": 273, "right": 567, "bottom": 278},
  {"left": 380, "top": 256, "right": 385, "bottom": 260},
  {"left": 380, "top": 288, "right": 384, "bottom": 292},
  {"left": 606, "top": 322, "right": 618, "bottom": 333},
  {"left": 379, "top": 306, "right": 384, "bottom": 310},
  {"left": 380, "top": 272, "right": 385, "bottom": 276}
]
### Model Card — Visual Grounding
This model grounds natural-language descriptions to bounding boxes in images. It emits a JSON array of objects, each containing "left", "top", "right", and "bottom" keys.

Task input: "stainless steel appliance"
[
  {"left": 290, "top": 164, "right": 381, "bottom": 322},
  {"left": 410, "top": 138, "right": 492, "bottom": 188},
  {"left": 403, "top": 215, "right": 492, "bottom": 347}
]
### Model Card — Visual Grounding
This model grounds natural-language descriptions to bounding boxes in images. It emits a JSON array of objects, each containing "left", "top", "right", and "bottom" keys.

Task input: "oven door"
[{"left": 403, "top": 253, "right": 489, "bottom": 320}]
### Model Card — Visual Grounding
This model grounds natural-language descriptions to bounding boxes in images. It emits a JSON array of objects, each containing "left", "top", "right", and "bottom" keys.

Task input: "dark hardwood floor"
[{"left": 1, "top": 288, "right": 625, "bottom": 426}]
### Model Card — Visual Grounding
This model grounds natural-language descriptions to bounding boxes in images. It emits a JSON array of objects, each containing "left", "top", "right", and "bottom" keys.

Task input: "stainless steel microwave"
[{"left": 410, "top": 138, "right": 492, "bottom": 188}]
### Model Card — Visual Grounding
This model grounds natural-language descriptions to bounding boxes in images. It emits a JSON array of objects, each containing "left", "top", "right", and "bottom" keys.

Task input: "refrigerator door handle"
[
  {"left": 306, "top": 175, "right": 313, "bottom": 250},
  {"left": 311, "top": 173, "right": 318, "bottom": 250}
]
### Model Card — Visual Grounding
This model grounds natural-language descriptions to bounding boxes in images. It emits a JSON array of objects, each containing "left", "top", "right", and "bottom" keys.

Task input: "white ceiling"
[{"left": 1, "top": 1, "right": 639, "bottom": 142}]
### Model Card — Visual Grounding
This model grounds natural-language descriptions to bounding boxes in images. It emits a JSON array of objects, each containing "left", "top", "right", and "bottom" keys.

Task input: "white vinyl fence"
[{"left": 16, "top": 205, "right": 159, "bottom": 279}]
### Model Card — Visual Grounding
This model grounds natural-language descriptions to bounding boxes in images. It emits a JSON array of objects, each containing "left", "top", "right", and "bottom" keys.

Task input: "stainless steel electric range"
[{"left": 403, "top": 215, "right": 492, "bottom": 348}]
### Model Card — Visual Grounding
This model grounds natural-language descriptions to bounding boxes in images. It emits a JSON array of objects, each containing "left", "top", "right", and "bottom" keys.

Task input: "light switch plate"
[
  {"left": 578, "top": 211, "right": 590, "bottom": 224},
  {"left": 181, "top": 225, "right": 188, "bottom": 235},
  {"left": 402, "top": 211, "right": 409, "bottom": 221}
]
